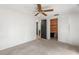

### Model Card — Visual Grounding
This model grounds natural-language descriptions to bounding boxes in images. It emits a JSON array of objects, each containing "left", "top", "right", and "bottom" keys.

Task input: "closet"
[{"left": 50, "top": 18, "right": 58, "bottom": 40}]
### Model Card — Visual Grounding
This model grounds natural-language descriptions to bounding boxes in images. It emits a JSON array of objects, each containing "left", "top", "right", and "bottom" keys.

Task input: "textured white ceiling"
[
  {"left": 0, "top": 4, "right": 78, "bottom": 19},
  {"left": 34, "top": 4, "right": 77, "bottom": 19},
  {"left": 0, "top": 4, "right": 35, "bottom": 14},
  {"left": 0, "top": 4, "right": 77, "bottom": 14}
]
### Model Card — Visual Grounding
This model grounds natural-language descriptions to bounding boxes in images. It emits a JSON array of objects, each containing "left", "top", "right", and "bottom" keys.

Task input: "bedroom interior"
[{"left": 0, "top": 4, "right": 79, "bottom": 55}]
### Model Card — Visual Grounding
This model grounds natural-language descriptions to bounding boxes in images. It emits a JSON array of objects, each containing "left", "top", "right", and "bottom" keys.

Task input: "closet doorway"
[{"left": 50, "top": 18, "right": 58, "bottom": 40}]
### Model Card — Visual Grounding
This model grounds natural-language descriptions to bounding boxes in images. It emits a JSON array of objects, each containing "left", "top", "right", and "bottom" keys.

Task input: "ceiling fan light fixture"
[{"left": 35, "top": 4, "right": 54, "bottom": 16}]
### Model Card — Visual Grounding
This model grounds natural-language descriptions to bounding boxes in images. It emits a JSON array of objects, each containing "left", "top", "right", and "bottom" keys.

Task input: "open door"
[
  {"left": 50, "top": 18, "right": 58, "bottom": 40},
  {"left": 41, "top": 20, "right": 47, "bottom": 39}
]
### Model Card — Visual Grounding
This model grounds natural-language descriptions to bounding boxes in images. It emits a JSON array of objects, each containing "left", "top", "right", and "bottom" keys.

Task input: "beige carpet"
[{"left": 0, "top": 39, "right": 79, "bottom": 55}]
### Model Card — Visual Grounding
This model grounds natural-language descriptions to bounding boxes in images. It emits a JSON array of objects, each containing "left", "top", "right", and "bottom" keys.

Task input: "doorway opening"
[
  {"left": 36, "top": 20, "right": 47, "bottom": 39},
  {"left": 41, "top": 20, "right": 47, "bottom": 39},
  {"left": 50, "top": 18, "right": 58, "bottom": 40}
]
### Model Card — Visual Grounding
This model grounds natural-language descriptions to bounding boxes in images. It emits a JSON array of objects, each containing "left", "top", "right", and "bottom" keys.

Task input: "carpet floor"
[{"left": 0, "top": 39, "right": 79, "bottom": 55}]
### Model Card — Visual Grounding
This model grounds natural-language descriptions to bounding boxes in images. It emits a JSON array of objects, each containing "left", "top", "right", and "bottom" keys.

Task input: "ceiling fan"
[{"left": 35, "top": 4, "right": 54, "bottom": 16}]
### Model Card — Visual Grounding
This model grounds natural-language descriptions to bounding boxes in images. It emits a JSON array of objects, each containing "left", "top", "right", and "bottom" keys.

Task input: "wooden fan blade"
[
  {"left": 37, "top": 4, "right": 42, "bottom": 11},
  {"left": 35, "top": 13, "right": 39, "bottom": 16},
  {"left": 42, "top": 12, "right": 47, "bottom": 16},
  {"left": 43, "top": 9, "right": 53, "bottom": 12},
  {"left": 54, "top": 14, "right": 59, "bottom": 16}
]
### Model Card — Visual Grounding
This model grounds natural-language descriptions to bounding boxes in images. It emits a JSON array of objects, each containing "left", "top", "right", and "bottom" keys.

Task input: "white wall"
[
  {"left": 58, "top": 14, "right": 70, "bottom": 44},
  {"left": 58, "top": 5, "right": 79, "bottom": 46},
  {"left": 69, "top": 14, "right": 79, "bottom": 45},
  {"left": 0, "top": 5, "right": 36, "bottom": 50}
]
